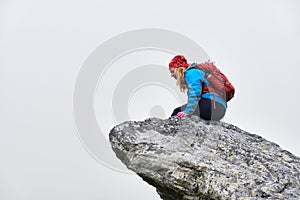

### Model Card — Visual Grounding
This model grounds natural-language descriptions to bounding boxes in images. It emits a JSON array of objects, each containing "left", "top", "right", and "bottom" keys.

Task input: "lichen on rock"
[{"left": 109, "top": 116, "right": 300, "bottom": 200}]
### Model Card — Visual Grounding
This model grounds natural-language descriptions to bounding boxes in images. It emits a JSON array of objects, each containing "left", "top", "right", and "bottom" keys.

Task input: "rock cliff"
[{"left": 109, "top": 116, "right": 300, "bottom": 199}]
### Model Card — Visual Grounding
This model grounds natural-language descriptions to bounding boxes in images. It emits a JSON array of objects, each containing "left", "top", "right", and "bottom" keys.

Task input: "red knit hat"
[{"left": 169, "top": 55, "right": 188, "bottom": 68}]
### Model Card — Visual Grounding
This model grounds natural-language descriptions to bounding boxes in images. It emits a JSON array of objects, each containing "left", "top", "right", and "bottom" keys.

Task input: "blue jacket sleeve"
[{"left": 182, "top": 68, "right": 205, "bottom": 114}]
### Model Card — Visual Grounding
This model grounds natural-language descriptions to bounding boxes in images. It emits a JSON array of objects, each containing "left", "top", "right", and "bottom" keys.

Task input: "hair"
[{"left": 175, "top": 67, "right": 188, "bottom": 92}]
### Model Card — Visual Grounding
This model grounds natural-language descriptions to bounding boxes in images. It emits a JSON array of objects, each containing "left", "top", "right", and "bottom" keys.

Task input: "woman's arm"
[{"left": 182, "top": 68, "right": 205, "bottom": 115}]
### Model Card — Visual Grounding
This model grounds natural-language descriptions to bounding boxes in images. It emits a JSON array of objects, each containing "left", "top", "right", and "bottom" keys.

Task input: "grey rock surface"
[{"left": 109, "top": 116, "right": 300, "bottom": 200}]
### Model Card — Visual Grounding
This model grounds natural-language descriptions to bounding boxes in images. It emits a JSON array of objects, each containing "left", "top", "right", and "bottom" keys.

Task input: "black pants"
[{"left": 171, "top": 98, "right": 226, "bottom": 121}]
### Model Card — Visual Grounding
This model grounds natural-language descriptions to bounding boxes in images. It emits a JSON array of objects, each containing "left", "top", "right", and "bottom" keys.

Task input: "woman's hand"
[{"left": 176, "top": 112, "right": 188, "bottom": 117}]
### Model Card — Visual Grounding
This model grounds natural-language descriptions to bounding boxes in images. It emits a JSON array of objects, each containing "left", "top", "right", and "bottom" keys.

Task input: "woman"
[{"left": 169, "top": 55, "right": 226, "bottom": 121}]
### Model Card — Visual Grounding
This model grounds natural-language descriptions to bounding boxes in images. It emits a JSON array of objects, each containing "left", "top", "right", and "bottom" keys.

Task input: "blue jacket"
[{"left": 182, "top": 64, "right": 227, "bottom": 114}]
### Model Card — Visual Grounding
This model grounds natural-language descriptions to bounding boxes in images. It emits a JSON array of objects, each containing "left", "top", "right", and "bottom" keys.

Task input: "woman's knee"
[{"left": 171, "top": 107, "right": 182, "bottom": 116}]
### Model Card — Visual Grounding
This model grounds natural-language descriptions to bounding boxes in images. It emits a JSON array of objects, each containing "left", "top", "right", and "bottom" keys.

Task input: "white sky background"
[{"left": 1, "top": 0, "right": 300, "bottom": 199}]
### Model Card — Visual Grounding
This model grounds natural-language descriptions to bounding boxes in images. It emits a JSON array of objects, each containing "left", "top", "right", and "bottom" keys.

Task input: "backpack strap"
[{"left": 186, "top": 63, "right": 198, "bottom": 70}]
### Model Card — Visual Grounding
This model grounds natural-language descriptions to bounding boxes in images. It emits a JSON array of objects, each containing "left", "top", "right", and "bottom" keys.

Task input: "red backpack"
[{"left": 197, "top": 62, "right": 235, "bottom": 102}]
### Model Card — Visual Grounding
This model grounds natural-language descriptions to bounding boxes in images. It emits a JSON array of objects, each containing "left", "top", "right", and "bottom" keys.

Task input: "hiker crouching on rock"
[{"left": 169, "top": 55, "right": 234, "bottom": 121}]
